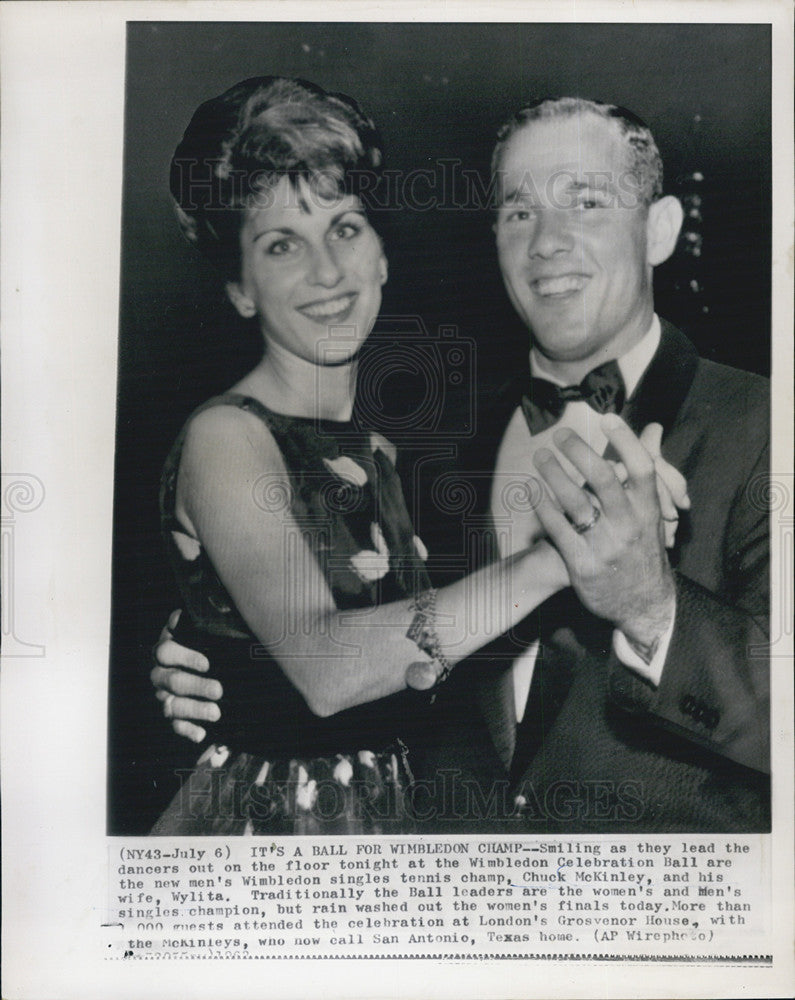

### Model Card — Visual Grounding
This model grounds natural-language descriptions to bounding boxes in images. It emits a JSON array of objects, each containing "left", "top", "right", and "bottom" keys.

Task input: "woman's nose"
[
  {"left": 528, "top": 209, "right": 574, "bottom": 259},
  {"left": 307, "top": 243, "right": 343, "bottom": 287}
]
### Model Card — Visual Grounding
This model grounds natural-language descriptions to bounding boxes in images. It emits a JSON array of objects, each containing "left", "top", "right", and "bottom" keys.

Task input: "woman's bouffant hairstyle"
[{"left": 170, "top": 77, "right": 384, "bottom": 276}]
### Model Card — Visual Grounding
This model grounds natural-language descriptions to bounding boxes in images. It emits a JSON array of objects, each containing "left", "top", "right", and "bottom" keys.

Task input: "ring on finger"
[
  {"left": 163, "top": 693, "right": 176, "bottom": 719},
  {"left": 571, "top": 504, "right": 601, "bottom": 534}
]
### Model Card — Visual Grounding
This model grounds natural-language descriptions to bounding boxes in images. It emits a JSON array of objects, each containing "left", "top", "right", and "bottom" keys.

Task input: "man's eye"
[{"left": 575, "top": 195, "right": 608, "bottom": 210}]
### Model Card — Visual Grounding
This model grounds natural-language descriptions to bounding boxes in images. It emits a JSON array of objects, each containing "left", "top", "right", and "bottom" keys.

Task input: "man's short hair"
[{"left": 491, "top": 97, "right": 664, "bottom": 206}]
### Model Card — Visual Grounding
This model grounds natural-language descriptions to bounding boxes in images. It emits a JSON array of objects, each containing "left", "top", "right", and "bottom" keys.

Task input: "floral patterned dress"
[{"left": 152, "top": 393, "right": 434, "bottom": 835}]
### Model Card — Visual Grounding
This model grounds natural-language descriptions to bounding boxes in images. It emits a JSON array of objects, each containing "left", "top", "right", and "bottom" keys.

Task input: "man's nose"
[
  {"left": 527, "top": 209, "right": 574, "bottom": 259},
  {"left": 307, "top": 242, "right": 343, "bottom": 287}
]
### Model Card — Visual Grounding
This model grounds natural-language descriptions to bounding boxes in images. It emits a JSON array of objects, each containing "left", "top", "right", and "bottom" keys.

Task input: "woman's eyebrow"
[
  {"left": 251, "top": 208, "right": 366, "bottom": 243},
  {"left": 327, "top": 208, "right": 366, "bottom": 227},
  {"left": 251, "top": 225, "right": 295, "bottom": 244}
]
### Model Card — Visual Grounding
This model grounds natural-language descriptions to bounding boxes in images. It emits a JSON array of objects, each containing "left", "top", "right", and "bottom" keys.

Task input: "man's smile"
[{"left": 530, "top": 274, "right": 589, "bottom": 298}]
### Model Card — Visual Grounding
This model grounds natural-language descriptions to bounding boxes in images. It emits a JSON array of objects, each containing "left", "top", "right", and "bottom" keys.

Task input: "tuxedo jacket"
[{"left": 418, "top": 322, "right": 770, "bottom": 833}]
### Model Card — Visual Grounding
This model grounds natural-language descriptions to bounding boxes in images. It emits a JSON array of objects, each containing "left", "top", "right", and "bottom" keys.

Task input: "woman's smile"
[{"left": 297, "top": 291, "right": 359, "bottom": 324}]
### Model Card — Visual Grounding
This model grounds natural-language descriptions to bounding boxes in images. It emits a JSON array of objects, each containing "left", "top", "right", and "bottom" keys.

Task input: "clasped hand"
[{"left": 532, "top": 416, "right": 688, "bottom": 655}]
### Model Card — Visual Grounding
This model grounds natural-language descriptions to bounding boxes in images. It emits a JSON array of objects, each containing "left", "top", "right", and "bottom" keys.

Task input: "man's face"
[{"left": 494, "top": 113, "right": 655, "bottom": 369}]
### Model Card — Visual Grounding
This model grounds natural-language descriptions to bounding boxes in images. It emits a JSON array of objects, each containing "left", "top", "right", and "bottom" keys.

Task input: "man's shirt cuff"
[{"left": 612, "top": 606, "right": 676, "bottom": 687}]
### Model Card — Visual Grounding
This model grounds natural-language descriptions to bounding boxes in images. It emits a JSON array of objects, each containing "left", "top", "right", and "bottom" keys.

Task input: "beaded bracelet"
[{"left": 404, "top": 588, "right": 453, "bottom": 692}]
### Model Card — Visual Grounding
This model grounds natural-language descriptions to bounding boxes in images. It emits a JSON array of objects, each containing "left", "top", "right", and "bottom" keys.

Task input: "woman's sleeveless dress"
[{"left": 151, "top": 393, "right": 434, "bottom": 835}]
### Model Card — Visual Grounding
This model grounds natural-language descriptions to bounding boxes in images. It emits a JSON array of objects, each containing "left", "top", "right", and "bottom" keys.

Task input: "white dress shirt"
[{"left": 488, "top": 316, "right": 674, "bottom": 723}]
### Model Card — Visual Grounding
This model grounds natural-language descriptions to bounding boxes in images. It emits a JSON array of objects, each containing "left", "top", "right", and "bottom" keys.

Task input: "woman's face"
[{"left": 228, "top": 175, "right": 387, "bottom": 365}]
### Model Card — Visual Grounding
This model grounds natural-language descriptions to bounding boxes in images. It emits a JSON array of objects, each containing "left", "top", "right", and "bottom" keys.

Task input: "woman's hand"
[
  {"left": 151, "top": 610, "right": 223, "bottom": 743},
  {"left": 607, "top": 423, "right": 689, "bottom": 548}
]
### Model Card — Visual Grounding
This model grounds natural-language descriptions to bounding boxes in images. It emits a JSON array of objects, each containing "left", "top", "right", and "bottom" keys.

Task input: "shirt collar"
[{"left": 529, "top": 314, "right": 662, "bottom": 398}]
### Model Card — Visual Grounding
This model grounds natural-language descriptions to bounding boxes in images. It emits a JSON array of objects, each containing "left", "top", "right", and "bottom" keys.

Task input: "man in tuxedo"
[
  {"left": 420, "top": 97, "right": 769, "bottom": 833},
  {"left": 152, "top": 98, "right": 769, "bottom": 832}
]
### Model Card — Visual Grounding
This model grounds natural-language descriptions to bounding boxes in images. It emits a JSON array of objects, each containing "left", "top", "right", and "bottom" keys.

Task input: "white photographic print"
[{"left": 2, "top": 3, "right": 792, "bottom": 999}]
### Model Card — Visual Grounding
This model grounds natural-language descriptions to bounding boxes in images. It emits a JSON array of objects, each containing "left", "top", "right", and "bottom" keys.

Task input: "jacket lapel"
[
  {"left": 476, "top": 663, "right": 517, "bottom": 773},
  {"left": 623, "top": 321, "right": 699, "bottom": 437}
]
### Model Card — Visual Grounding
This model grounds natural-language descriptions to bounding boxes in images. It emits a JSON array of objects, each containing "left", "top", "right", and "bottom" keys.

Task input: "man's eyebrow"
[
  {"left": 562, "top": 175, "right": 615, "bottom": 191},
  {"left": 499, "top": 188, "right": 536, "bottom": 206}
]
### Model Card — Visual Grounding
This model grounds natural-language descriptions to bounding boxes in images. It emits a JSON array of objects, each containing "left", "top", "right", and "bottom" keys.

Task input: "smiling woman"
[
  {"left": 149, "top": 76, "right": 573, "bottom": 836},
  {"left": 226, "top": 177, "right": 387, "bottom": 376}
]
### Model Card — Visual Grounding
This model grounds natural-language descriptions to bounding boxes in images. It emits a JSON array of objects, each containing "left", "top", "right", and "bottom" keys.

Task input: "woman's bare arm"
[{"left": 176, "top": 405, "right": 568, "bottom": 717}]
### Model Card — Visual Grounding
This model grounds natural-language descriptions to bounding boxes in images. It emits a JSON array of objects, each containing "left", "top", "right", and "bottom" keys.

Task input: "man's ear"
[
  {"left": 225, "top": 281, "right": 257, "bottom": 319},
  {"left": 646, "top": 195, "right": 684, "bottom": 267}
]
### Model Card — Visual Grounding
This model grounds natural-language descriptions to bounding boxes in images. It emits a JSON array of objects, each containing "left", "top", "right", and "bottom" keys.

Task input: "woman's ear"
[
  {"left": 225, "top": 281, "right": 257, "bottom": 319},
  {"left": 646, "top": 195, "right": 684, "bottom": 267},
  {"left": 378, "top": 254, "right": 388, "bottom": 286}
]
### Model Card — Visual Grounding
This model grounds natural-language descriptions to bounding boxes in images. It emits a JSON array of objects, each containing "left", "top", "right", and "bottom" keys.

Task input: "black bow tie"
[{"left": 521, "top": 359, "right": 626, "bottom": 435}]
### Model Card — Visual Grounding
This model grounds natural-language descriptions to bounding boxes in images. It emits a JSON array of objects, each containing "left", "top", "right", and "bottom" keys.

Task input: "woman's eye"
[
  {"left": 505, "top": 209, "right": 531, "bottom": 223},
  {"left": 266, "top": 237, "right": 300, "bottom": 256},
  {"left": 329, "top": 221, "right": 362, "bottom": 241}
]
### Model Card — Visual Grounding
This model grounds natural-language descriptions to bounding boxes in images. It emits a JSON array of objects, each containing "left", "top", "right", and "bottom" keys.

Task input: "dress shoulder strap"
[
  {"left": 189, "top": 391, "right": 281, "bottom": 429},
  {"left": 160, "top": 393, "right": 281, "bottom": 523}
]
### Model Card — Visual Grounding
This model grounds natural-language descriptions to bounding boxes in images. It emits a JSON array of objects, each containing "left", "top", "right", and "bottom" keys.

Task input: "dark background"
[{"left": 110, "top": 21, "right": 771, "bottom": 834}]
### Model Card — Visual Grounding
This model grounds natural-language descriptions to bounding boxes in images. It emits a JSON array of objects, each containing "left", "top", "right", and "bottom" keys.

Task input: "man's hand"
[
  {"left": 532, "top": 415, "right": 677, "bottom": 658},
  {"left": 151, "top": 610, "right": 223, "bottom": 743}
]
